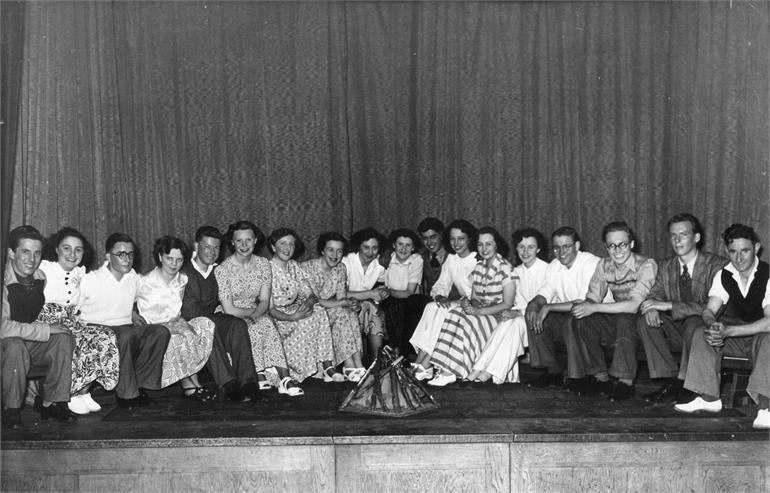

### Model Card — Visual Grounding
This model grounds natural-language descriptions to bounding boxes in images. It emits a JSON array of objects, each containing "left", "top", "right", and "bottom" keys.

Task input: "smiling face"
[
  {"left": 321, "top": 240, "right": 344, "bottom": 269},
  {"left": 358, "top": 238, "right": 380, "bottom": 264},
  {"left": 725, "top": 238, "right": 760, "bottom": 276},
  {"left": 56, "top": 235, "right": 84, "bottom": 272},
  {"left": 195, "top": 235, "right": 221, "bottom": 267},
  {"left": 605, "top": 230, "right": 634, "bottom": 266},
  {"left": 449, "top": 228, "right": 470, "bottom": 256},
  {"left": 232, "top": 229, "right": 256, "bottom": 259},
  {"left": 477, "top": 233, "right": 497, "bottom": 261},
  {"left": 107, "top": 241, "right": 135, "bottom": 276},
  {"left": 159, "top": 248, "right": 184, "bottom": 277},
  {"left": 420, "top": 229, "right": 443, "bottom": 255},
  {"left": 552, "top": 235, "right": 579, "bottom": 268},
  {"left": 393, "top": 236, "right": 415, "bottom": 262},
  {"left": 272, "top": 235, "right": 296, "bottom": 262},
  {"left": 668, "top": 221, "right": 699, "bottom": 260},
  {"left": 9, "top": 238, "right": 43, "bottom": 278},
  {"left": 516, "top": 236, "right": 540, "bottom": 268}
]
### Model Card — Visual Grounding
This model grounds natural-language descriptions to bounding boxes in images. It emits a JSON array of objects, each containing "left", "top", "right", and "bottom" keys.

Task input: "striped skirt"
[{"left": 429, "top": 306, "right": 497, "bottom": 378}]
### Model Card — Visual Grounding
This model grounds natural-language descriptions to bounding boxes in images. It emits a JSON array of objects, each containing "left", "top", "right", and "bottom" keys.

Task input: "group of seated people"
[{"left": 1, "top": 213, "right": 768, "bottom": 430}]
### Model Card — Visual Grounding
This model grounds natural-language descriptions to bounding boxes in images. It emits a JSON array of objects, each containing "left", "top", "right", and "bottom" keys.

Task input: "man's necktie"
[{"left": 679, "top": 264, "right": 693, "bottom": 302}]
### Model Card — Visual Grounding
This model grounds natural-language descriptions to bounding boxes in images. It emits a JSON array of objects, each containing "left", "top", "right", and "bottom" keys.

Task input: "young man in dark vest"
[
  {"left": 2, "top": 226, "right": 75, "bottom": 428},
  {"left": 637, "top": 213, "right": 728, "bottom": 403},
  {"left": 181, "top": 226, "right": 259, "bottom": 402},
  {"left": 675, "top": 224, "right": 769, "bottom": 430}
]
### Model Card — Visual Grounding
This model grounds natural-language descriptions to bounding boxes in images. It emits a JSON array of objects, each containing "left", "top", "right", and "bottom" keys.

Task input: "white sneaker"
[
  {"left": 674, "top": 396, "right": 723, "bottom": 414},
  {"left": 412, "top": 363, "right": 434, "bottom": 381},
  {"left": 753, "top": 409, "right": 770, "bottom": 430},
  {"left": 81, "top": 393, "right": 102, "bottom": 412},
  {"left": 67, "top": 395, "right": 91, "bottom": 415},
  {"left": 427, "top": 372, "right": 456, "bottom": 387}
]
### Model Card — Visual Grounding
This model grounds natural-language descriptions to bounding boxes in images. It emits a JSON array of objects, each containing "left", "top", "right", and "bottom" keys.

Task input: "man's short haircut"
[
  {"left": 601, "top": 221, "right": 635, "bottom": 244},
  {"left": 667, "top": 213, "right": 704, "bottom": 247},
  {"left": 477, "top": 226, "right": 510, "bottom": 259},
  {"left": 316, "top": 232, "right": 348, "bottom": 256},
  {"left": 8, "top": 225, "right": 44, "bottom": 251},
  {"left": 195, "top": 225, "right": 222, "bottom": 243},
  {"left": 105, "top": 232, "right": 135, "bottom": 253},
  {"left": 551, "top": 226, "right": 581, "bottom": 245},
  {"left": 268, "top": 227, "right": 306, "bottom": 260},
  {"left": 722, "top": 223, "right": 760, "bottom": 246},
  {"left": 153, "top": 236, "right": 192, "bottom": 267},
  {"left": 443, "top": 219, "right": 479, "bottom": 252},
  {"left": 388, "top": 228, "right": 423, "bottom": 252},
  {"left": 417, "top": 217, "right": 444, "bottom": 235}
]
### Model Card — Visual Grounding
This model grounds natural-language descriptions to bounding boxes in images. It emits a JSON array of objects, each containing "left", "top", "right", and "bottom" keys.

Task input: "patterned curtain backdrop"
[{"left": 8, "top": 1, "right": 769, "bottom": 269}]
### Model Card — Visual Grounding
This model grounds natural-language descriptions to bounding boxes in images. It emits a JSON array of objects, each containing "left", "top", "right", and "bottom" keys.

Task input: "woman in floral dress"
[
  {"left": 268, "top": 228, "right": 338, "bottom": 383},
  {"left": 216, "top": 221, "right": 302, "bottom": 396},
  {"left": 302, "top": 232, "right": 366, "bottom": 382},
  {"left": 136, "top": 236, "right": 216, "bottom": 400},
  {"left": 37, "top": 227, "right": 119, "bottom": 415}
]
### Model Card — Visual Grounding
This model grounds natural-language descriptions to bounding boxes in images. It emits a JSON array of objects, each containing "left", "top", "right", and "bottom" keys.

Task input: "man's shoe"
[
  {"left": 581, "top": 377, "right": 614, "bottom": 396},
  {"left": 222, "top": 380, "right": 242, "bottom": 402},
  {"left": 752, "top": 409, "right": 770, "bottom": 430},
  {"left": 2, "top": 408, "right": 23, "bottom": 430},
  {"left": 116, "top": 395, "right": 137, "bottom": 410},
  {"left": 135, "top": 390, "right": 155, "bottom": 407},
  {"left": 528, "top": 372, "right": 563, "bottom": 388},
  {"left": 674, "top": 396, "right": 723, "bottom": 414},
  {"left": 643, "top": 381, "right": 680, "bottom": 403},
  {"left": 41, "top": 402, "right": 77, "bottom": 423},
  {"left": 240, "top": 382, "right": 266, "bottom": 403},
  {"left": 564, "top": 377, "right": 591, "bottom": 394},
  {"left": 609, "top": 382, "right": 635, "bottom": 402}
]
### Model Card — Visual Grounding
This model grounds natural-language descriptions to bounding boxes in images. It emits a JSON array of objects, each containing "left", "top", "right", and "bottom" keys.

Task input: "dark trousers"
[
  {"left": 637, "top": 313, "right": 701, "bottom": 380},
  {"left": 205, "top": 313, "right": 258, "bottom": 388},
  {"left": 573, "top": 313, "right": 638, "bottom": 380},
  {"left": 1, "top": 334, "right": 73, "bottom": 408},
  {"left": 382, "top": 294, "right": 430, "bottom": 358},
  {"left": 110, "top": 324, "right": 170, "bottom": 399},
  {"left": 527, "top": 312, "right": 585, "bottom": 378}
]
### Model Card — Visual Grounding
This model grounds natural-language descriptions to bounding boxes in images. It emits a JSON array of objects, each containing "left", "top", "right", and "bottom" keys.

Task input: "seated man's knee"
[
  {"left": 1, "top": 338, "right": 30, "bottom": 365},
  {"left": 48, "top": 332, "right": 74, "bottom": 352}
]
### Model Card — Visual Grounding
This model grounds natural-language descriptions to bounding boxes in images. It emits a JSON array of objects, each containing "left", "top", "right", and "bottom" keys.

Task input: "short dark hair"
[
  {"left": 478, "top": 226, "right": 510, "bottom": 259},
  {"left": 152, "top": 236, "right": 192, "bottom": 268},
  {"left": 551, "top": 226, "right": 581, "bottom": 245},
  {"left": 105, "top": 232, "right": 135, "bottom": 253},
  {"left": 722, "top": 223, "right": 760, "bottom": 246},
  {"left": 349, "top": 227, "right": 386, "bottom": 254},
  {"left": 417, "top": 217, "right": 444, "bottom": 235},
  {"left": 225, "top": 220, "right": 266, "bottom": 252},
  {"left": 268, "top": 227, "right": 306, "bottom": 260},
  {"left": 388, "top": 228, "right": 423, "bottom": 252},
  {"left": 8, "top": 225, "right": 44, "bottom": 251},
  {"left": 511, "top": 227, "right": 548, "bottom": 265},
  {"left": 43, "top": 227, "right": 95, "bottom": 271},
  {"left": 667, "top": 213, "right": 704, "bottom": 248},
  {"left": 316, "top": 232, "right": 348, "bottom": 256},
  {"left": 601, "top": 221, "right": 635, "bottom": 244},
  {"left": 444, "top": 219, "right": 479, "bottom": 253},
  {"left": 195, "top": 225, "right": 222, "bottom": 243}
]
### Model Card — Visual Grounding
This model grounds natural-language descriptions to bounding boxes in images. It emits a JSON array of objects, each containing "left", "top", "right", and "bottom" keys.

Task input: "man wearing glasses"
[
  {"left": 78, "top": 233, "right": 170, "bottom": 409},
  {"left": 637, "top": 213, "right": 727, "bottom": 403},
  {"left": 525, "top": 226, "right": 602, "bottom": 388},
  {"left": 571, "top": 221, "right": 657, "bottom": 401},
  {"left": 676, "top": 224, "right": 769, "bottom": 430}
]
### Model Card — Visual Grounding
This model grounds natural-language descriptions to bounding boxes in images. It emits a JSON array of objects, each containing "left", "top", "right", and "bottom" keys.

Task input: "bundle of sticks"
[{"left": 339, "top": 346, "right": 440, "bottom": 417}]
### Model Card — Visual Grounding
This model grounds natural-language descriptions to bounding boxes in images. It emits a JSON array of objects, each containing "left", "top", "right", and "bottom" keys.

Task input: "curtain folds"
[{"left": 9, "top": 1, "right": 769, "bottom": 265}]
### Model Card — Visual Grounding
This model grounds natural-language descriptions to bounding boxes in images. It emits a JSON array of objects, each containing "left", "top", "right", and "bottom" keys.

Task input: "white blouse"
[
  {"left": 429, "top": 253, "right": 478, "bottom": 299},
  {"left": 342, "top": 252, "right": 385, "bottom": 291},
  {"left": 38, "top": 260, "right": 85, "bottom": 307},
  {"left": 512, "top": 258, "right": 549, "bottom": 312},
  {"left": 384, "top": 253, "right": 423, "bottom": 291},
  {"left": 136, "top": 268, "right": 188, "bottom": 324}
]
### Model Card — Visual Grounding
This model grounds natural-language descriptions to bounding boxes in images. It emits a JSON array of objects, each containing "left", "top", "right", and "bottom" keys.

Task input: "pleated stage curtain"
[{"left": 7, "top": 1, "right": 769, "bottom": 266}]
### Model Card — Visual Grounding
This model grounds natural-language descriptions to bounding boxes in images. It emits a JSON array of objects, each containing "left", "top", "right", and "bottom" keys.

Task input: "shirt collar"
[{"left": 191, "top": 253, "right": 216, "bottom": 278}]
